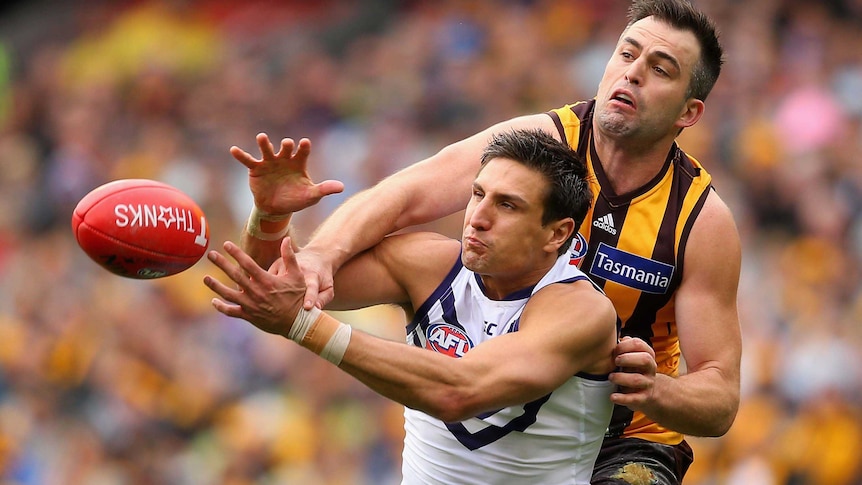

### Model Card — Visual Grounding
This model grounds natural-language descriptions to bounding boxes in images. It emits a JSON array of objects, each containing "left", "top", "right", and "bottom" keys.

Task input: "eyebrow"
[
  {"left": 622, "top": 36, "right": 681, "bottom": 73},
  {"left": 472, "top": 181, "right": 529, "bottom": 206}
]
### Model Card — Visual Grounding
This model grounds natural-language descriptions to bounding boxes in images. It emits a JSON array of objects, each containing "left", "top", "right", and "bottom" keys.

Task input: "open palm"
[{"left": 231, "top": 133, "right": 344, "bottom": 215}]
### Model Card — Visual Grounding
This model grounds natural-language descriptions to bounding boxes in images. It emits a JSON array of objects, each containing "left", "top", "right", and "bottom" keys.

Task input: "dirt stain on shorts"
[{"left": 611, "top": 462, "right": 657, "bottom": 485}]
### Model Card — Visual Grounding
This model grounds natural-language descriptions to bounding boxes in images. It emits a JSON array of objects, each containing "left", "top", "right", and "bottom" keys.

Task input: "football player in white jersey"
[{"left": 204, "top": 128, "right": 618, "bottom": 484}]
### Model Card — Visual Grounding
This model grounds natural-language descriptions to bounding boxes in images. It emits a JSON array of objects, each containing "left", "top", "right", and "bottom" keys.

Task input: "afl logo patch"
[
  {"left": 568, "top": 232, "right": 588, "bottom": 266},
  {"left": 426, "top": 323, "right": 473, "bottom": 358}
]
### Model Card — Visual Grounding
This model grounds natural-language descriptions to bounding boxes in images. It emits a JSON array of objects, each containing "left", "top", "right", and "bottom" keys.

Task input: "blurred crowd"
[{"left": 0, "top": 0, "right": 860, "bottom": 484}]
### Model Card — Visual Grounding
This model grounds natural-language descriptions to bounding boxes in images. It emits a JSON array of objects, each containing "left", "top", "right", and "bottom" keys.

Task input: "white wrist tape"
[
  {"left": 246, "top": 206, "right": 291, "bottom": 241},
  {"left": 288, "top": 306, "right": 321, "bottom": 341},
  {"left": 320, "top": 324, "right": 352, "bottom": 365},
  {"left": 288, "top": 307, "right": 352, "bottom": 366}
]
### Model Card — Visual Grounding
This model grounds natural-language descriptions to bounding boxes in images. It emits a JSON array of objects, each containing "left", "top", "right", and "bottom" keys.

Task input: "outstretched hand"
[
  {"left": 231, "top": 133, "right": 345, "bottom": 215},
  {"left": 203, "top": 238, "right": 307, "bottom": 336},
  {"left": 609, "top": 336, "right": 659, "bottom": 412}
]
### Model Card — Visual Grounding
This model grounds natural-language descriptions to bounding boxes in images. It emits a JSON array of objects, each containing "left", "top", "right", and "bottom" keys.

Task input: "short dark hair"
[
  {"left": 480, "top": 129, "right": 591, "bottom": 255},
  {"left": 627, "top": 0, "right": 724, "bottom": 101}
]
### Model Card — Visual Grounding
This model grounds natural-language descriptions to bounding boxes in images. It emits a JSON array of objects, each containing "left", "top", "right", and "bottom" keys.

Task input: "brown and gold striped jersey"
[{"left": 549, "top": 100, "right": 714, "bottom": 445}]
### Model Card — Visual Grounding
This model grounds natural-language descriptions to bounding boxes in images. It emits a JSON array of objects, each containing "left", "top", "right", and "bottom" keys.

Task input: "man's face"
[
  {"left": 594, "top": 16, "right": 702, "bottom": 141},
  {"left": 461, "top": 158, "right": 557, "bottom": 285}
]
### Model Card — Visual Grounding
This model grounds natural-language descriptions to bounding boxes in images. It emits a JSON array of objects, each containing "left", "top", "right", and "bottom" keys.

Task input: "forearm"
[
  {"left": 303, "top": 161, "right": 470, "bottom": 272},
  {"left": 338, "top": 329, "right": 476, "bottom": 422},
  {"left": 240, "top": 231, "right": 283, "bottom": 269},
  {"left": 288, "top": 309, "right": 473, "bottom": 422},
  {"left": 240, "top": 208, "right": 295, "bottom": 269},
  {"left": 302, "top": 186, "right": 409, "bottom": 274},
  {"left": 645, "top": 368, "right": 739, "bottom": 437}
]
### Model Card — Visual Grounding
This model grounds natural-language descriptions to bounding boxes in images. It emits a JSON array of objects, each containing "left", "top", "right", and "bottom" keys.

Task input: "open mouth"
[{"left": 612, "top": 93, "right": 635, "bottom": 107}]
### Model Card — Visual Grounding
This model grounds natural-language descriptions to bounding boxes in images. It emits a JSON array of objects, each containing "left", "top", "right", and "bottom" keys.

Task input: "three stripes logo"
[{"left": 593, "top": 213, "right": 617, "bottom": 235}]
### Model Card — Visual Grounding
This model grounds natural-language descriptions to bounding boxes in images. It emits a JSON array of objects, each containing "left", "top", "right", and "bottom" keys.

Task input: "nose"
[
  {"left": 624, "top": 58, "right": 645, "bottom": 86},
  {"left": 468, "top": 199, "right": 492, "bottom": 231}
]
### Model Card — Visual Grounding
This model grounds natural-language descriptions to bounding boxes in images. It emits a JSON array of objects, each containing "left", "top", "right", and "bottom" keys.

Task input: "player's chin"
[{"left": 460, "top": 253, "right": 486, "bottom": 272}]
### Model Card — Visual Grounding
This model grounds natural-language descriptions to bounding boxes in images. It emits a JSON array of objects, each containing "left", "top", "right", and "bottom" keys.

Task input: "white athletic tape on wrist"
[
  {"left": 288, "top": 307, "right": 352, "bottom": 365},
  {"left": 288, "top": 306, "right": 321, "bottom": 341},
  {"left": 319, "top": 323, "right": 352, "bottom": 365},
  {"left": 246, "top": 206, "right": 291, "bottom": 241}
]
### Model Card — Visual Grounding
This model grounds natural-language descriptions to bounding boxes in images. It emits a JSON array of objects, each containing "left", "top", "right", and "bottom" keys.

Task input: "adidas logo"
[{"left": 593, "top": 213, "right": 618, "bottom": 235}]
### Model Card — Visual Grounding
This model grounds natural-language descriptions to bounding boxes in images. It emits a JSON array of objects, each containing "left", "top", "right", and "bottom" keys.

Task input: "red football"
[{"left": 72, "top": 179, "right": 210, "bottom": 279}]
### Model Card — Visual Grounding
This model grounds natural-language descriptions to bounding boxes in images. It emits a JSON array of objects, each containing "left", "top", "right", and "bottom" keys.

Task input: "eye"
[
  {"left": 653, "top": 65, "right": 668, "bottom": 76},
  {"left": 472, "top": 189, "right": 484, "bottom": 199},
  {"left": 500, "top": 201, "right": 515, "bottom": 210},
  {"left": 620, "top": 50, "right": 634, "bottom": 60}
]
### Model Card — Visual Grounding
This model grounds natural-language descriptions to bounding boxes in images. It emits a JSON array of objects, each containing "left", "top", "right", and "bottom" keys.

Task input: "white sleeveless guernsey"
[{"left": 400, "top": 251, "right": 615, "bottom": 485}]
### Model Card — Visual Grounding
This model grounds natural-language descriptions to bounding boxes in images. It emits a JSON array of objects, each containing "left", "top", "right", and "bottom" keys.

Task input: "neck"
[
  {"left": 478, "top": 260, "right": 557, "bottom": 300},
  {"left": 592, "top": 123, "right": 675, "bottom": 196}
]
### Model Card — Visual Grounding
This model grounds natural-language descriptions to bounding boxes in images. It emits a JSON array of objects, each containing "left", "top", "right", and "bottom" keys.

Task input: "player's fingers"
[
  {"left": 317, "top": 286, "right": 335, "bottom": 308},
  {"left": 609, "top": 391, "right": 646, "bottom": 409},
  {"left": 294, "top": 138, "right": 311, "bottom": 159},
  {"left": 222, "top": 241, "right": 270, "bottom": 282},
  {"left": 206, "top": 250, "right": 251, "bottom": 290},
  {"left": 277, "top": 137, "right": 297, "bottom": 159},
  {"left": 614, "top": 352, "right": 656, "bottom": 373},
  {"left": 210, "top": 296, "right": 246, "bottom": 319},
  {"left": 609, "top": 370, "right": 652, "bottom": 390},
  {"left": 314, "top": 179, "right": 346, "bottom": 198},
  {"left": 257, "top": 133, "right": 277, "bottom": 160},
  {"left": 229, "top": 146, "right": 260, "bottom": 170},
  {"left": 278, "top": 238, "right": 300, "bottom": 272},
  {"left": 203, "top": 274, "right": 244, "bottom": 304},
  {"left": 302, "top": 273, "right": 321, "bottom": 310},
  {"left": 614, "top": 336, "right": 655, "bottom": 358}
]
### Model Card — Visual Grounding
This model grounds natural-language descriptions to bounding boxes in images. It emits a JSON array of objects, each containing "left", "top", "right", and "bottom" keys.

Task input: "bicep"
[
  {"left": 327, "top": 244, "right": 408, "bottom": 311},
  {"left": 328, "top": 233, "right": 459, "bottom": 311},
  {"left": 676, "top": 191, "right": 742, "bottom": 374}
]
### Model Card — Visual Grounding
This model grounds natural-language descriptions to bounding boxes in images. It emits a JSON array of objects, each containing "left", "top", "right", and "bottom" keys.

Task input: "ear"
[
  {"left": 545, "top": 218, "right": 576, "bottom": 254},
  {"left": 676, "top": 98, "right": 705, "bottom": 129}
]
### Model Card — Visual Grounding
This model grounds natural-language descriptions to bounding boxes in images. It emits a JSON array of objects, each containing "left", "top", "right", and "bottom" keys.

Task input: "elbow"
[
  {"left": 703, "top": 415, "right": 736, "bottom": 438},
  {"left": 699, "top": 390, "right": 740, "bottom": 437},
  {"left": 711, "top": 395, "right": 741, "bottom": 437},
  {"left": 422, "top": 390, "right": 481, "bottom": 423}
]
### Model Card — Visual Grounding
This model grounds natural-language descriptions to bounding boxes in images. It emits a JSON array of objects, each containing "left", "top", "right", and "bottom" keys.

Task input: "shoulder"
[
  {"left": 683, "top": 190, "right": 741, "bottom": 289},
  {"left": 691, "top": 190, "right": 740, "bottom": 253},
  {"left": 521, "top": 279, "right": 617, "bottom": 373},
  {"left": 523, "top": 279, "right": 617, "bottom": 338}
]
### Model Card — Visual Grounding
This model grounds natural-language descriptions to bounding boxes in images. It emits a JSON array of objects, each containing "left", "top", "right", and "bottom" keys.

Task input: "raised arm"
[
  {"left": 610, "top": 190, "right": 742, "bottom": 436},
  {"left": 204, "top": 240, "right": 617, "bottom": 422},
  {"left": 231, "top": 134, "right": 344, "bottom": 267},
  {"left": 297, "top": 113, "right": 560, "bottom": 308}
]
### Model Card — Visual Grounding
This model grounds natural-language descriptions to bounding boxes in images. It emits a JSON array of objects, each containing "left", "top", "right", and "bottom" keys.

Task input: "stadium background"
[{"left": 0, "top": 0, "right": 860, "bottom": 483}]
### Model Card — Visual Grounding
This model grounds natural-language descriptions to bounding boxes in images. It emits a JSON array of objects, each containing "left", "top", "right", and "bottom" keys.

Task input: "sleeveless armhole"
[
  {"left": 675, "top": 185, "right": 713, "bottom": 279},
  {"left": 407, "top": 253, "right": 464, "bottom": 334}
]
